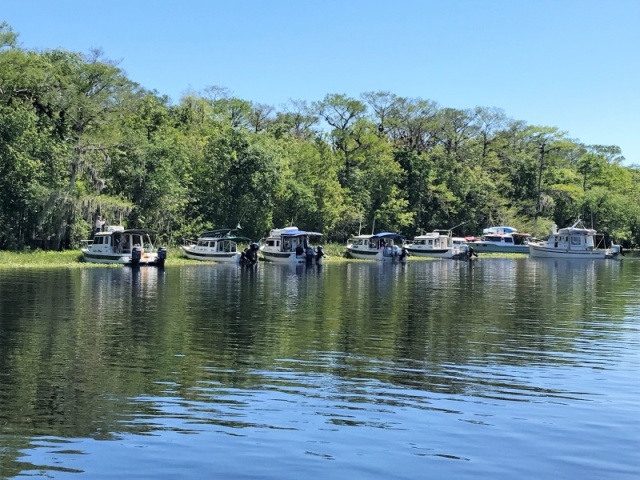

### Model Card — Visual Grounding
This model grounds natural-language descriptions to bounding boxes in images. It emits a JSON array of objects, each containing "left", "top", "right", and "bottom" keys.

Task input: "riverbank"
[
  {"left": 0, "top": 245, "right": 530, "bottom": 267},
  {"left": 0, "top": 246, "right": 345, "bottom": 267}
]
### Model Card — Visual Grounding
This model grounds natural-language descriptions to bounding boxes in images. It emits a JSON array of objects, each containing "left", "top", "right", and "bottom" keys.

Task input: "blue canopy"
[
  {"left": 281, "top": 229, "right": 322, "bottom": 237},
  {"left": 373, "top": 232, "right": 405, "bottom": 239}
]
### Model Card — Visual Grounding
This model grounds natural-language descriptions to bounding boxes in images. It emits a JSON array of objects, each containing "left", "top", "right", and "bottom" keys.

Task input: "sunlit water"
[{"left": 1, "top": 258, "right": 639, "bottom": 479}]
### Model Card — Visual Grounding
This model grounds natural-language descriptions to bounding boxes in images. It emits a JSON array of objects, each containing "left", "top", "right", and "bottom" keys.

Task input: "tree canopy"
[{"left": 1, "top": 23, "right": 639, "bottom": 250}]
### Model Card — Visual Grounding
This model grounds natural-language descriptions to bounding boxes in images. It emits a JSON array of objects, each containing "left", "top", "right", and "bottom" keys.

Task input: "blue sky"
[{"left": 3, "top": 0, "right": 639, "bottom": 164}]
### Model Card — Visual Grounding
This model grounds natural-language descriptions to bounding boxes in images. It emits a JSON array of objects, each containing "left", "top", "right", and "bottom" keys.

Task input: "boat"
[
  {"left": 346, "top": 232, "right": 405, "bottom": 262},
  {"left": 465, "top": 226, "right": 533, "bottom": 253},
  {"left": 405, "top": 230, "right": 472, "bottom": 259},
  {"left": 259, "top": 227, "right": 325, "bottom": 264},
  {"left": 181, "top": 228, "right": 255, "bottom": 263},
  {"left": 528, "top": 220, "right": 620, "bottom": 259},
  {"left": 81, "top": 225, "right": 166, "bottom": 266}
]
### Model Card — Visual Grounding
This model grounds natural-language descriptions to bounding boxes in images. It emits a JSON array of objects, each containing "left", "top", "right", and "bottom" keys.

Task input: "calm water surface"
[{"left": 0, "top": 258, "right": 639, "bottom": 479}]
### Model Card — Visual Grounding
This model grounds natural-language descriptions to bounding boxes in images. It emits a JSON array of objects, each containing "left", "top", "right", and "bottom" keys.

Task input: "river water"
[{"left": 0, "top": 258, "right": 638, "bottom": 479}]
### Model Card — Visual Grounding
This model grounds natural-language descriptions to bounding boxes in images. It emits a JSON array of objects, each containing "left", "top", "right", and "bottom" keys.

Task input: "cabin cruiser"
[
  {"left": 81, "top": 226, "right": 166, "bottom": 266},
  {"left": 528, "top": 221, "right": 620, "bottom": 259},
  {"left": 346, "top": 232, "right": 405, "bottom": 262},
  {"left": 259, "top": 227, "right": 325, "bottom": 264},
  {"left": 405, "top": 230, "right": 471, "bottom": 258},
  {"left": 181, "top": 228, "right": 255, "bottom": 263},
  {"left": 465, "top": 226, "right": 533, "bottom": 253}
]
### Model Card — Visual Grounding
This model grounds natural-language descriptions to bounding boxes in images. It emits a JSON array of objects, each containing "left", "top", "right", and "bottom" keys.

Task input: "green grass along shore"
[{"left": 0, "top": 244, "right": 528, "bottom": 268}]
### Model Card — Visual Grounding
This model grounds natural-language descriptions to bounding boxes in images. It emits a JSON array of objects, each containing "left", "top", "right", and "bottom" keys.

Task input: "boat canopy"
[
  {"left": 280, "top": 229, "right": 322, "bottom": 237},
  {"left": 483, "top": 226, "right": 517, "bottom": 235},
  {"left": 199, "top": 228, "right": 250, "bottom": 241},
  {"left": 119, "top": 229, "right": 156, "bottom": 236},
  {"left": 373, "top": 232, "right": 405, "bottom": 240}
]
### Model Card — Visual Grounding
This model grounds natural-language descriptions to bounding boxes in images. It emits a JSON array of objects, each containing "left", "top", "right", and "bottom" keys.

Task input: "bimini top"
[
  {"left": 483, "top": 226, "right": 517, "bottom": 235},
  {"left": 266, "top": 226, "right": 322, "bottom": 237},
  {"left": 199, "top": 228, "right": 251, "bottom": 242},
  {"left": 280, "top": 229, "right": 323, "bottom": 237},
  {"left": 97, "top": 227, "right": 156, "bottom": 236},
  {"left": 352, "top": 232, "right": 405, "bottom": 240},
  {"left": 556, "top": 220, "right": 597, "bottom": 236}
]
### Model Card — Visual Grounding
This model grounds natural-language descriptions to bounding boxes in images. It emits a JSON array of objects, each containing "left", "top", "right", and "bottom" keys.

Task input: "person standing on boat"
[{"left": 95, "top": 215, "right": 106, "bottom": 235}]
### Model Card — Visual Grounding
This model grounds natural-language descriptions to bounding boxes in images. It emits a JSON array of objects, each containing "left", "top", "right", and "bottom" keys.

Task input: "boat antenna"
[
  {"left": 235, "top": 205, "right": 249, "bottom": 230},
  {"left": 450, "top": 220, "right": 468, "bottom": 232}
]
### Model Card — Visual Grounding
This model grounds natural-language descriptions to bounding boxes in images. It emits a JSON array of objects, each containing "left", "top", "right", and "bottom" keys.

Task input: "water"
[{"left": 1, "top": 258, "right": 639, "bottom": 479}]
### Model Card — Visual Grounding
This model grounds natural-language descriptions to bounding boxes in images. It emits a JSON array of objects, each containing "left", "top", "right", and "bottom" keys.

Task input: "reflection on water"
[{"left": 1, "top": 259, "right": 639, "bottom": 479}]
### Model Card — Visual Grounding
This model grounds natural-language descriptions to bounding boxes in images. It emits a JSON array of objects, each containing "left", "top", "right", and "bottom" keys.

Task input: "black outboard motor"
[
  {"left": 131, "top": 246, "right": 142, "bottom": 266},
  {"left": 315, "top": 245, "right": 326, "bottom": 264},
  {"left": 157, "top": 247, "right": 167, "bottom": 267},
  {"left": 243, "top": 243, "right": 260, "bottom": 265},
  {"left": 295, "top": 244, "right": 304, "bottom": 257},
  {"left": 399, "top": 245, "right": 409, "bottom": 262},
  {"left": 305, "top": 246, "right": 315, "bottom": 264}
]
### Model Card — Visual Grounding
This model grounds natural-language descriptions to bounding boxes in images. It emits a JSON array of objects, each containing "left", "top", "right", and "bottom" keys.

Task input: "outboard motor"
[
  {"left": 315, "top": 245, "right": 325, "bottom": 263},
  {"left": 305, "top": 246, "right": 315, "bottom": 264},
  {"left": 243, "top": 243, "right": 260, "bottom": 265},
  {"left": 610, "top": 243, "right": 621, "bottom": 256},
  {"left": 157, "top": 247, "right": 167, "bottom": 267},
  {"left": 399, "top": 246, "right": 409, "bottom": 262},
  {"left": 131, "top": 246, "right": 142, "bottom": 266}
]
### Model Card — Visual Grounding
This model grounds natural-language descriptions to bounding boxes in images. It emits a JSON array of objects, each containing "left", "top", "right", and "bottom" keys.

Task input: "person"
[{"left": 95, "top": 215, "right": 105, "bottom": 234}]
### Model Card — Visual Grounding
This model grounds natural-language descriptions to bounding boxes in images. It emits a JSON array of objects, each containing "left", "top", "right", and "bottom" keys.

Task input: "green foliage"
[{"left": 1, "top": 24, "right": 640, "bottom": 251}]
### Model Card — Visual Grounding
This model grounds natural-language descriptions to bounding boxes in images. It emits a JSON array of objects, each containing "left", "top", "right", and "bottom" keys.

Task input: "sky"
[{"left": 3, "top": 0, "right": 639, "bottom": 164}]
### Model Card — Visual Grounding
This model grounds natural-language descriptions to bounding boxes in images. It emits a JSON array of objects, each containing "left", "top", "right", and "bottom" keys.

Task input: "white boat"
[
  {"left": 466, "top": 226, "right": 533, "bottom": 253},
  {"left": 346, "top": 232, "right": 405, "bottom": 262},
  {"left": 81, "top": 226, "right": 166, "bottom": 266},
  {"left": 181, "top": 228, "right": 255, "bottom": 263},
  {"left": 259, "top": 227, "right": 325, "bottom": 264},
  {"left": 528, "top": 220, "right": 620, "bottom": 259},
  {"left": 405, "top": 230, "right": 471, "bottom": 258}
]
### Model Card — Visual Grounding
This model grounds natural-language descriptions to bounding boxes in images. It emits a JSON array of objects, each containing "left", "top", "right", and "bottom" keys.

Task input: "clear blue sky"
[{"left": 3, "top": 0, "right": 639, "bottom": 164}]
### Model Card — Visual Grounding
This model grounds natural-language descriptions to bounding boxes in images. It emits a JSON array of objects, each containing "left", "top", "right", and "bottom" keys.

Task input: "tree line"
[{"left": 1, "top": 22, "right": 639, "bottom": 251}]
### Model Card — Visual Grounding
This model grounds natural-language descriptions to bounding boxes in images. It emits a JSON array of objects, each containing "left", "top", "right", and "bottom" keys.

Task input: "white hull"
[
  {"left": 81, "top": 249, "right": 160, "bottom": 265},
  {"left": 181, "top": 246, "right": 241, "bottom": 263},
  {"left": 259, "top": 248, "right": 323, "bottom": 265},
  {"left": 347, "top": 246, "right": 402, "bottom": 262},
  {"left": 528, "top": 244, "right": 610, "bottom": 259},
  {"left": 405, "top": 247, "right": 455, "bottom": 258},
  {"left": 466, "top": 243, "right": 530, "bottom": 254}
]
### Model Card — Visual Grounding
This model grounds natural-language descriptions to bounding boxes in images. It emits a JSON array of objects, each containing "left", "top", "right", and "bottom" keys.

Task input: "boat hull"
[
  {"left": 259, "top": 248, "right": 322, "bottom": 265},
  {"left": 466, "top": 242, "right": 529, "bottom": 254},
  {"left": 528, "top": 244, "right": 609, "bottom": 259},
  {"left": 81, "top": 250, "right": 160, "bottom": 265},
  {"left": 405, "top": 247, "right": 454, "bottom": 258},
  {"left": 181, "top": 246, "right": 241, "bottom": 263},
  {"left": 347, "top": 246, "right": 402, "bottom": 262}
]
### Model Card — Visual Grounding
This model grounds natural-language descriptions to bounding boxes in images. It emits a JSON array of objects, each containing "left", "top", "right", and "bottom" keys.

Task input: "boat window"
[
  {"left": 428, "top": 239, "right": 433, "bottom": 246},
  {"left": 198, "top": 240, "right": 208, "bottom": 247},
  {"left": 504, "top": 237, "right": 513, "bottom": 243},
  {"left": 571, "top": 236, "right": 582, "bottom": 246},
  {"left": 267, "top": 240, "right": 275, "bottom": 247},
  {"left": 221, "top": 241, "right": 236, "bottom": 252}
]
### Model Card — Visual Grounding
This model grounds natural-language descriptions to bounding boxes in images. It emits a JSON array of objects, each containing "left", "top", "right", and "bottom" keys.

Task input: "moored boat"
[
  {"left": 181, "top": 228, "right": 254, "bottom": 263},
  {"left": 346, "top": 232, "right": 405, "bottom": 262},
  {"left": 259, "top": 227, "right": 325, "bottom": 264},
  {"left": 528, "top": 220, "right": 620, "bottom": 259},
  {"left": 405, "top": 230, "right": 471, "bottom": 258},
  {"left": 466, "top": 226, "right": 533, "bottom": 253},
  {"left": 81, "top": 226, "right": 166, "bottom": 266}
]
